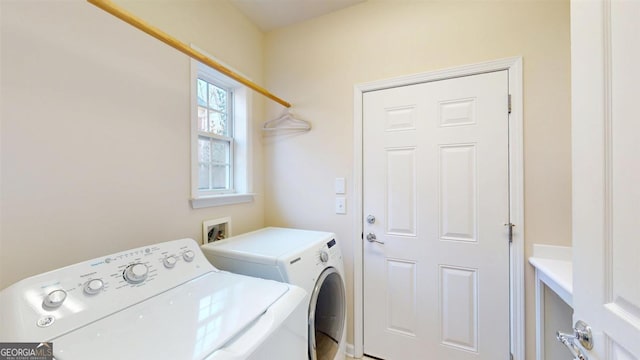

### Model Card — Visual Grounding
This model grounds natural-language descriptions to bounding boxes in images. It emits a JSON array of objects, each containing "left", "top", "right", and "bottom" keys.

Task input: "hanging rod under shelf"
[{"left": 87, "top": 0, "right": 292, "bottom": 108}]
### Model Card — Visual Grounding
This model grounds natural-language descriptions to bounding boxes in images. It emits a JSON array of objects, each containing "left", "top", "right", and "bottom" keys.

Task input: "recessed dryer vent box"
[{"left": 202, "top": 217, "right": 232, "bottom": 244}]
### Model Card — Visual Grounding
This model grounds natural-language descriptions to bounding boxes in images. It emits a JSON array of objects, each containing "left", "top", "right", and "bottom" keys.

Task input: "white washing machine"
[
  {"left": 201, "top": 227, "right": 346, "bottom": 360},
  {"left": 0, "top": 238, "right": 307, "bottom": 360}
]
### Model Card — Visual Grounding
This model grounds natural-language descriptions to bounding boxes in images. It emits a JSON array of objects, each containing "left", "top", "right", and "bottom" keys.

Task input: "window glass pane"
[
  {"left": 195, "top": 73, "right": 234, "bottom": 193},
  {"left": 198, "top": 163, "right": 210, "bottom": 190},
  {"left": 198, "top": 137, "right": 211, "bottom": 163},
  {"left": 211, "top": 165, "right": 229, "bottom": 189},
  {"left": 198, "top": 107, "right": 208, "bottom": 132},
  {"left": 212, "top": 140, "right": 229, "bottom": 164},
  {"left": 197, "top": 79, "right": 207, "bottom": 107},
  {"left": 208, "top": 83, "right": 226, "bottom": 112},
  {"left": 209, "top": 111, "right": 227, "bottom": 136}
]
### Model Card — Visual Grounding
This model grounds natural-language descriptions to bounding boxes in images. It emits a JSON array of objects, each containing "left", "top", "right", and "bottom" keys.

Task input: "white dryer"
[
  {"left": 0, "top": 238, "right": 307, "bottom": 360},
  {"left": 201, "top": 227, "right": 346, "bottom": 360}
]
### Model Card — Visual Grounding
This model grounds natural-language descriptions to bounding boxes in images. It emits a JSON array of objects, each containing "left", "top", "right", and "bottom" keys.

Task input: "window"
[
  {"left": 191, "top": 58, "right": 253, "bottom": 208},
  {"left": 197, "top": 78, "right": 233, "bottom": 193}
]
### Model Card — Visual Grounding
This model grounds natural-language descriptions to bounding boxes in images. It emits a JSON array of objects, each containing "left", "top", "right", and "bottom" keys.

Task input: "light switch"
[
  {"left": 335, "top": 177, "right": 346, "bottom": 194},
  {"left": 335, "top": 197, "right": 346, "bottom": 214}
]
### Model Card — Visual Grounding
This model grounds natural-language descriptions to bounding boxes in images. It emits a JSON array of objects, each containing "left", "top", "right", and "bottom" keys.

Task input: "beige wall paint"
[
  {"left": 263, "top": 1, "right": 571, "bottom": 358},
  {"left": 1, "top": 1, "right": 571, "bottom": 358},
  {"left": 114, "top": 0, "right": 264, "bottom": 83},
  {"left": 544, "top": 287, "right": 574, "bottom": 360},
  {"left": 0, "top": 0, "right": 265, "bottom": 289}
]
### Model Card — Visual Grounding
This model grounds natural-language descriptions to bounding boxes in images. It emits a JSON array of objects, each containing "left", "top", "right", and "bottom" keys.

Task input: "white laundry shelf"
[
  {"left": 529, "top": 244, "right": 574, "bottom": 360},
  {"left": 529, "top": 255, "right": 573, "bottom": 307}
]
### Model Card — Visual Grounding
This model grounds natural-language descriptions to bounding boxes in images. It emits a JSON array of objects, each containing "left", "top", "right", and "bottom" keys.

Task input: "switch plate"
[
  {"left": 335, "top": 197, "right": 346, "bottom": 214},
  {"left": 335, "top": 177, "right": 346, "bottom": 194}
]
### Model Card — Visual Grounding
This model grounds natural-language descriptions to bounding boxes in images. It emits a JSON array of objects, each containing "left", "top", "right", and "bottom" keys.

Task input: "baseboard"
[{"left": 346, "top": 343, "right": 355, "bottom": 358}]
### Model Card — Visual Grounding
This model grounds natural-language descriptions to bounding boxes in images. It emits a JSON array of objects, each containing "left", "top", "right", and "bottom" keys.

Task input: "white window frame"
[
  {"left": 196, "top": 75, "right": 234, "bottom": 196},
  {"left": 190, "top": 56, "right": 254, "bottom": 208}
]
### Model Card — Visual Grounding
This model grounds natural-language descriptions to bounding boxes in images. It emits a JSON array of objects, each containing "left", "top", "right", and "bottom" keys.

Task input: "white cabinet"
[{"left": 529, "top": 244, "right": 574, "bottom": 360}]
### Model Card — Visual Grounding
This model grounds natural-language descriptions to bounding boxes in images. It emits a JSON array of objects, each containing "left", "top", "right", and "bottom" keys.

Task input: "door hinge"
[
  {"left": 508, "top": 94, "right": 512, "bottom": 114},
  {"left": 361, "top": 232, "right": 364, "bottom": 240},
  {"left": 505, "top": 223, "right": 515, "bottom": 243}
]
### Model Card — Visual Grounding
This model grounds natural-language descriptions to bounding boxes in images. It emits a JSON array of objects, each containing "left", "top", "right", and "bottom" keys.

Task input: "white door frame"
[{"left": 352, "top": 57, "right": 524, "bottom": 360}]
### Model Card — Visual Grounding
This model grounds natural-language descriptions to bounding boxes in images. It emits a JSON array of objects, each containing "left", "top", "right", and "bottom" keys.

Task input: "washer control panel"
[
  {"left": 0, "top": 238, "right": 215, "bottom": 342},
  {"left": 83, "top": 279, "right": 104, "bottom": 295}
]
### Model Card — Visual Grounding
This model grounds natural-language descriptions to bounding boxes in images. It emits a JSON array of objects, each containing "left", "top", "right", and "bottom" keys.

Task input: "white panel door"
[
  {"left": 571, "top": 0, "right": 640, "bottom": 358},
  {"left": 363, "top": 71, "right": 510, "bottom": 359}
]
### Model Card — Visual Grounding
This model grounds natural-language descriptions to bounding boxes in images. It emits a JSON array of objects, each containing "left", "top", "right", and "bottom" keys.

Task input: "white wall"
[
  {"left": 263, "top": 1, "right": 571, "bottom": 359},
  {"left": 0, "top": 0, "right": 266, "bottom": 289}
]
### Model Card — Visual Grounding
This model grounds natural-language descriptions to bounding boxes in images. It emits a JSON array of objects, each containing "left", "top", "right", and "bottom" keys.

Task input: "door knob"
[
  {"left": 556, "top": 320, "right": 593, "bottom": 360},
  {"left": 366, "top": 233, "right": 384, "bottom": 244},
  {"left": 366, "top": 215, "right": 376, "bottom": 224}
]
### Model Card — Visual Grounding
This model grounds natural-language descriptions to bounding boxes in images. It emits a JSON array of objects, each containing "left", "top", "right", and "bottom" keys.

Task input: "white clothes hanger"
[{"left": 262, "top": 108, "right": 311, "bottom": 132}]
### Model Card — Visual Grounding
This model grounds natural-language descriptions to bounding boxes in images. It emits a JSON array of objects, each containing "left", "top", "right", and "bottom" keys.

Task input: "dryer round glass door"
[{"left": 308, "top": 267, "right": 345, "bottom": 360}]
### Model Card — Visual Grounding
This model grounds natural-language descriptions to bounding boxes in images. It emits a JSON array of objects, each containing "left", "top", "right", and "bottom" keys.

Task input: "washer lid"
[
  {"left": 52, "top": 271, "right": 289, "bottom": 360},
  {"left": 201, "top": 227, "right": 335, "bottom": 265}
]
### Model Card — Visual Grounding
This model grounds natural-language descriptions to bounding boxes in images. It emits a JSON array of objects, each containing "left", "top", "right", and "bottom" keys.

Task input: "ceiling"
[{"left": 229, "top": 0, "right": 366, "bottom": 31}]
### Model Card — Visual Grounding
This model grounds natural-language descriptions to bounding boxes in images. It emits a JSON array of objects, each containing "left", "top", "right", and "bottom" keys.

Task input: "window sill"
[{"left": 191, "top": 193, "right": 255, "bottom": 209}]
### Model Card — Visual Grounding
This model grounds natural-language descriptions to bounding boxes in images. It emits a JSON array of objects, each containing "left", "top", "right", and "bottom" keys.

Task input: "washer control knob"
[
  {"left": 163, "top": 255, "right": 177, "bottom": 269},
  {"left": 182, "top": 250, "right": 195, "bottom": 262},
  {"left": 123, "top": 263, "right": 149, "bottom": 284},
  {"left": 43, "top": 289, "right": 67, "bottom": 309},
  {"left": 319, "top": 250, "right": 329, "bottom": 263},
  {"left": 83, "top": 279, "right": 104, "bottom": 295}
]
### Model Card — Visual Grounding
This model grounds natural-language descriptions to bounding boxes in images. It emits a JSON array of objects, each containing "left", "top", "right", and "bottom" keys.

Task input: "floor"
[
  {"left": 317, "top": 336, "right": 376, "bottom": 360},
  {"left": 316, "top": 331, "right": 338, "bottom": 360}
]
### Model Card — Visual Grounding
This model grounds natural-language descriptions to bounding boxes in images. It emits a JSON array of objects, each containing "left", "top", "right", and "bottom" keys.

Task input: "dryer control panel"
[
  {"left": 316, "top": 238, "right": 341, "bottom": 265},
  {"left": 0, "top": 238, "right": 215, "bottom": 342}
]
